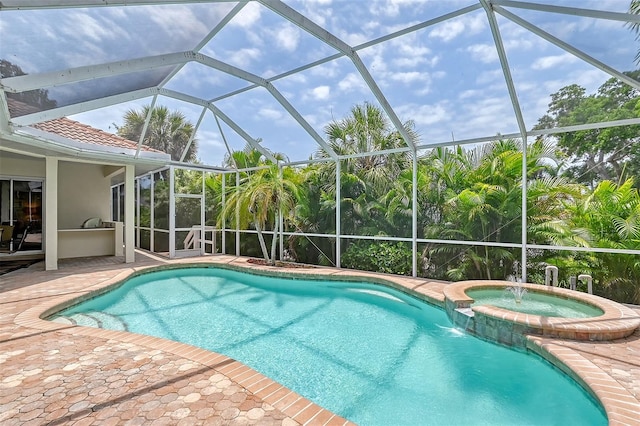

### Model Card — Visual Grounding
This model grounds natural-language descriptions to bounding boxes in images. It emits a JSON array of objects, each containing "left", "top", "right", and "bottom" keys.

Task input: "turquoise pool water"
[
  {"left": 467, "top": 288, "right": 604, "bottom": 318},
  {"left": 55, "top": 267, "right": 606, "bottom": 425}
]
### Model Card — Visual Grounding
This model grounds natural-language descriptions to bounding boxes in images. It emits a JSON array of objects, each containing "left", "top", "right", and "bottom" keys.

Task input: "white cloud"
[
  {"left": 396, "top": 103, "right": 449, "bottom": 127},
  {"left": 278, "top": 73, "right": 308, "bottom": 85},
  {"left": 466, "top": 44, "right": 498, "bottom": 63},
  {"left": 259, "top": 108, "right": 285, "bottom": 120},
  {"left": 299, "top": 0, "right": 333, "bottom": 26},
  {"left": 429, "top": 20, "right": 465, "bottom": 42},
  {"left": 147, "top": 7, "right": 208, "bottom": 44},
  {"left": 338, "top": 73, "right": 369, "bottom": 93},
  {"left": 230, "top": 2, "right": 262, "bottom": 28},
  {"left": 336, "top": 29, "right": 369, "bottom": 47},
  {"left": 309, "top": 61, "right": 341, "bottom": 78},
  {"left": 310, "top": 85, "right": 331, "bottom": 100},
  {"left": 272, "top": 24, "right": 301, "bottom": 52},
  {"left": 531, "top": 53, "right": 578, "bottom": 70},
  {"left": 390, "top": 71, "right": 429, "bottom": 84},
  {"left": 227, "top": 48, "right": 261, "bottom": 67},
  {"left": 459, "top": 89, "right": 482, "bottom": 100},
  {"left": 476, "top": 69, "right": 503, "bottom": 85},
  {"left": 370, "top": 0, "right": 425, "bottom": 18}
]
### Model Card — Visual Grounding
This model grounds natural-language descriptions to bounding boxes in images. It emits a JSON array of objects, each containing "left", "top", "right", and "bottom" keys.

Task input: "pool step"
[{"left": 64, "top": 312, "right": 128, "bottom": 331}]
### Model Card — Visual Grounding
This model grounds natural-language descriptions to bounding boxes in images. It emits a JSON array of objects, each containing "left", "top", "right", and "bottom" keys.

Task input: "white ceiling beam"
[
  {"left": 156, "top": 87, "right": 209, "bottom": 107},
  {"left": 207, "top": 104, "right": 277, "bottom": 164},
  {"left": 258, "top": 0, "right": 417, "bottom": 151},
  {"left": 212, "top": 111, "right": 237, "bottom": 169},
  {"left": 350, "top": 54, "right": 417, "bottom": 151},
  {"left": 193, "top": 54, "right": 338, "bottom": 159},
  {"left": 210, "top": 52, "right": 343, "bottom": 102},
  {"left": 0, "top": 90, "right": 10, "bottom": 133},
  {"left": 179, "top": 107, "right": 207, "bottom": 162},
  {"left": 0, "top": 0, "right": 241, "bottom": 10},
  {"left": 355, "top": 4, "right": 482, "bottom": 51},
  {"left": 493, "top": 0, "right": 640, "bottom": 23},
  {"left": 211, "top": 5, "right": 480, "bottom": 103},
  {"left": 158, "top": 88, "right": 277, "bottom": 163},
  {"left": 529, "top": 117, "right": 640, "bottom": 136},
  {"left": 264, "top": 83, "right": 338, "bottom": 159},
  {"left": 411, "top": 117, "right": 640, "bottom": 151},
  {"left": 11, "top": 87, "right": 157, "bottom": 126},
  {"left": 195, "top": 54, "right": 267, "bottom": 86},
  {"left": 480, "top": 0, "right": 528, "bottom": 137},
  {"left": 257, "top": 0, "right": 351, "bottom": 55},
  {"left": 2, "top": 52, "right": 190, "bottom": 92},
  {"left": 494, "top": 6, "right": 640, "bottom": 91},
  {"left": 135, "top": 95, "right": 158, "bottom": 159},
  {"left": 158, "top": 2, "right": 247, "bottom": 88}
]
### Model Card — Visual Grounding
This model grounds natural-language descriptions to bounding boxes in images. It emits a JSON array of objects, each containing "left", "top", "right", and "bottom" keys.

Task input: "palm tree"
[
  {"left": 631, "top": 0, "right": 640, "bottom": 64},
  {"left": 422, "top": 139, "right": 581, "bottom": 280},
  {"left": 566, "top": 178, "right": 640, "bottom": 302},
  {"left": 314, "top": 103, "right": 419, "bottom": 237},
  {"left": 217, "top": 162, "right": 302, "bottom": 265},
  {"left": 116, "top": 105, "right": 198, "bottom": 162}
]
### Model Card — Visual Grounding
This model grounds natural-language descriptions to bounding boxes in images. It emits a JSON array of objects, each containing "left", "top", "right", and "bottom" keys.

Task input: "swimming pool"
[{"left": 53, "top": 266, "right": 606, "bottom": 425}]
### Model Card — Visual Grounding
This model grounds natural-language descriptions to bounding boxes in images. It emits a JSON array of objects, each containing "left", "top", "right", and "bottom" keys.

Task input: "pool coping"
[{"left": 12, "top": 257, "right": 640, "bottom": 425}]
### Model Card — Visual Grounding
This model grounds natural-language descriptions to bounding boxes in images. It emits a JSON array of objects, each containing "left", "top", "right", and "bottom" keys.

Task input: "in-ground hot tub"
[
  {"left": 444, "top": 280, "right": 640, "bottom": 348},
  {"left": 466, "top": 287, "right": 604, "bottom": 318}
]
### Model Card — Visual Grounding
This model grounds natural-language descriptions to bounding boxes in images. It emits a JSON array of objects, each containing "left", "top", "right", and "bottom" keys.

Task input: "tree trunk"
[
  {"left": 270, "top": 219, "right": 279, "bottom": 266},
  {"left": 254, "top": 219, "right": 271, "bottom": 264}
]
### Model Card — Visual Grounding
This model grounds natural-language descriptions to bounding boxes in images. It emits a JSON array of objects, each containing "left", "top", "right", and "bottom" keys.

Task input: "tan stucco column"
[
  {"left": 45, "top": 157, "right": 58, "bottom": 270},
  {"left": 124, "top": 164, "right": 135, "bottom": 263}
]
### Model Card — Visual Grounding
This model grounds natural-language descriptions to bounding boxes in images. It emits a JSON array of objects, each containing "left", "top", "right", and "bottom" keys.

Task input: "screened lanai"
[{"left": 1, "top": 0, "right": 639, "bottom": 302}]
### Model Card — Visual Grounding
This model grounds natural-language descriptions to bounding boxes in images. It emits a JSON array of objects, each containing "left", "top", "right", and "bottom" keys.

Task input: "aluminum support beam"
[
  {"left": 480, "top": 0, "right": 529, "bottom": 281},
  {"left": 11, "top": 87, "right": 158, "bottom": 126},
  {"left": 0, "top": 0, "right": 241, "bottom": 9},
  {"left": 135, "top": 95, "right": 158, "bottom": 158},
  {"left": 159, "top": 2, "right": 247, "bottom": 88},
  {"left": 158, "top": 87, "right": 277, "bottom": 163},
  {"left": 0, "top": 91, "right": 10, "bottom": 133},
  {"left": 257, "top": 0, "right": 417, "bottom": 152},
  {"left": 179, "top": 106, "right": 207, "bottom": 162},
  {"left": 212, "top": 5, "right": 481, "bottom": 103},
  {"left": 265, "top": 84, "right": 338, "bottom": 159},
  {"left": 494, "top": 0, "right": 640, "bottom": 23},
  {"left": 169, "top": 165, "right": 176, "bottom": 258},
  {"left": 1, "top": 52, "right": 191, "bottom": 93},
  {"left": 495, "top": 6, "right": 640, "bottom": 92},
  {"left": 335, "top": 159, "right": 341, "bottom": 268},
  {"left": 412, "top": 151, "right": 418, "bottom": 278},
  {"left": 213, "top": 112, "right": 236, "bottom": 168},
  {"left": 195, "top": 54, "right": 338, "bottom": 159}
]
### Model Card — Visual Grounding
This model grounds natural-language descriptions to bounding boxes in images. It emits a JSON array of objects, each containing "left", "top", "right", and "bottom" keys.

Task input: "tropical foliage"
[
  {"left": 133, "top": 74, "right": 640, "bottom": 303},
  {"left": 116, "top": 105, "right": 198, "bottom": 162}
]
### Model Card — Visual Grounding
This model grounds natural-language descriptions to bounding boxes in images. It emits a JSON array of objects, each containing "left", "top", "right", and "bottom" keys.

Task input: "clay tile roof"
[
  {"left": 32, "top": 117, "right": 161, "bottom": 153},
  {"left": 6, "top": 98, "right": 161, "bottom": 154}
]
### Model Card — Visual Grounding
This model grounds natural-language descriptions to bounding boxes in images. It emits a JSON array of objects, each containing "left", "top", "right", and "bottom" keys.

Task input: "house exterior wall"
[
  {"left": 58, "top": 161, "right": 111, "bottom": 229},
  {"left": 0, "top": 155, "right": 45, "bottom": 178}
]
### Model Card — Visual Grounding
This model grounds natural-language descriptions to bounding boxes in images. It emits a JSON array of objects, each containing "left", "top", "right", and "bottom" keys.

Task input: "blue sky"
[{"left": 1, "top": 0, "right": 637, "bottom": 166}]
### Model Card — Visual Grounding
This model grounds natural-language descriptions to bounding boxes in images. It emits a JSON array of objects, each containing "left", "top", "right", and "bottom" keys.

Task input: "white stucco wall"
[
  {"left": 58, "top": 161, "right": 111, "bottom": 229},
  {"left": 0, "top": 155, "right": 45, "bottom": 178}
]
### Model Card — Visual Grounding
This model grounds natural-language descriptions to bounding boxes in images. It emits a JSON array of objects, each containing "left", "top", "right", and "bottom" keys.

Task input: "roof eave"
[{"left": 3, "top": 126, "right": 172, "bottom": 166}]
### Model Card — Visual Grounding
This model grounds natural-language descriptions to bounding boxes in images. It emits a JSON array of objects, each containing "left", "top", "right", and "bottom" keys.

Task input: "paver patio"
[{"left": 1, "top": 251, "right": 639, "bottom": 425}]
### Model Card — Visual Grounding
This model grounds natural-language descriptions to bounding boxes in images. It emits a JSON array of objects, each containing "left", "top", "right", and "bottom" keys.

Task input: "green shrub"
[{"left": 342, "top": 241, "right": 413, "bottom": 275}]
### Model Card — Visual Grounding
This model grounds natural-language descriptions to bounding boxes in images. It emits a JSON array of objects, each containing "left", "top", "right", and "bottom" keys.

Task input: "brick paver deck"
[{"left": 1, "top": 252, "right": 639, "bottom": 425}]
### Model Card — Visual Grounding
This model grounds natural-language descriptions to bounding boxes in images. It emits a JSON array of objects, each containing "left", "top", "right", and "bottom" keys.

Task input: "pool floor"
[{"left": 2, "top": 253, "right": 640, "bottom": 425}]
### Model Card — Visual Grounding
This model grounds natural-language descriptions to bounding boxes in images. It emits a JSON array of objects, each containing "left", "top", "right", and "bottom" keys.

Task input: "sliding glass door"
[{"left": 0, "top": 178, "right": 43, "bottom": 252}]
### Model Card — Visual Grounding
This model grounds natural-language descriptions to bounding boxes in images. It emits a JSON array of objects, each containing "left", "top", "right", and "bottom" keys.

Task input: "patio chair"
[
  {"left": 0, "top": 224, "right": 29, "bottom": 253},
  {"left": 0, "top": 224, "right": 14, "bottom": 251}
]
